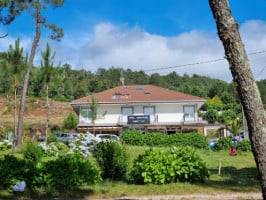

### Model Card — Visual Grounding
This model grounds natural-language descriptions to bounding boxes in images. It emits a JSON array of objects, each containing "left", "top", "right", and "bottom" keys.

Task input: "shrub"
[
  {"left": 93, "top": 141, "right": 129, "bottom": 180},
  {"left": 22, "top": 141, "right": 44, "bottom": 162},
  {"left": 121, "top": 131, "right": 209, "bottom": 149},
  {"left": 38, "top": 142, "right": 69, "bottom": 157},
  {"left": 121, "top": 130, "right": 145, "bottom": 146},
  {"left": 128, "top": 147, "right": 209, "bottom": 185},
  {"left": 63, "top": 112, "right": 78, "bottom": 130},
  {"left": 44, "top": 152, "right": 102, "bottom": 190},
  {"left": 0, "top": 140, "right": 12, "bottom": 151},
  {"left": 214, "top": 137, "right": 233, "bottom": 151},
  {"left": 47, "top": 134, "right": 58, "bottom": 143},
  {"left": 0, "top": 155, "right": 27, "bottom": 189},
  {"left": 237, "top": 139, "right": 252, "bottom": 151},
  {"left": 205, "top": 109, "right": 218, "bottom": 124}
]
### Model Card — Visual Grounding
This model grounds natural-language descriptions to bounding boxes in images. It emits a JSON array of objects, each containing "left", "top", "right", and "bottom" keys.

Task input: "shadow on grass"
[
  {"left": 205, "top": 166, "right": 260, "bottom": 192},
  {"left": 0, "top": 167, "right": 261, "bottom": 199},
  {"left": 0, "top": 187, "right": 95, "bottom": 200}
]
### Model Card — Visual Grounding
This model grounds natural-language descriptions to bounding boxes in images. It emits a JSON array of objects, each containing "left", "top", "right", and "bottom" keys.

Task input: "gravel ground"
[{"left": 93, "top": 192, "right": 263, "bottom": 200}]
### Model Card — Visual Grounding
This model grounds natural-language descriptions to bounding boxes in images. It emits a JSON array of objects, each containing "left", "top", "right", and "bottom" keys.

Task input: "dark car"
[{"left": 55, "top": 133, "right": 73, "bottom": 142}]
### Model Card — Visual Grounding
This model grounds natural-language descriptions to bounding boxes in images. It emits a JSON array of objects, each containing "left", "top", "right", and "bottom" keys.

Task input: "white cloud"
[
  {"left": 75, "top": 22, "right": 231, "bottom": 81},
  {"left": 1, "top": 20, "right": 266, "bottom": 82},
  {"left": 240, "top": 20, "right": 266, "bottom": 80}
]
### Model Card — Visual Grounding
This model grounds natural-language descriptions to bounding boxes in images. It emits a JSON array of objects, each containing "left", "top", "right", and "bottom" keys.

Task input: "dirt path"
[{"left": 95, "top": 192, "right": 262, "bottom": 200}]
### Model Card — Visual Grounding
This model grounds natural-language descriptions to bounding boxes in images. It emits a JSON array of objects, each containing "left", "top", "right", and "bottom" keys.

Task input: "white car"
[
  {"left": 96, "top": 134, "right": 120, "bottom": 142},
  {"left": 80, "top": 132, "right": 101, "bottom": 144}
]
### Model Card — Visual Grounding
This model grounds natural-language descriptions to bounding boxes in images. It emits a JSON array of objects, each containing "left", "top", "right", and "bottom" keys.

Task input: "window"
[
  {"left": 122, "top": 107, "right": 133, "bottom": 115},
  {"left": 113, "top": 93, "right": 121, "bottom": 99},
  {"left": 80, "top": 108, "right": 92, "bottom": 118},
  {"left": 143, "top": 106, "right": 155, "bottom": 115},
  {"left": 183, "top": 105, "right": 195, "bottom": 121},
  {"left": 121, "top": 107, "right": 133, "bottom": 123},
  {"left": 113, "top": 93, "right": 130, "bottom": 99},
  {"left": 144, "top": 106, "right": 155, "bottom": 123}
]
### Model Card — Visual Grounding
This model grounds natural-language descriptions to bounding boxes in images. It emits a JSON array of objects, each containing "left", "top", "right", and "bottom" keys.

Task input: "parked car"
[
  {"left": 96, "top": 134, "right": 120, "bottom": 142},
  {"left": 79, "top": 132, "right": 101, "bottom": 145},
  {"left": 54, "top": 133, "right": 73, "bottom": 143}
]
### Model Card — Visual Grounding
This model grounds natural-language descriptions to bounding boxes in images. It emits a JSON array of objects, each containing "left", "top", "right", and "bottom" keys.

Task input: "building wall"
[{"left": 78, "top": 103, "right": 199, "bottom": 125}]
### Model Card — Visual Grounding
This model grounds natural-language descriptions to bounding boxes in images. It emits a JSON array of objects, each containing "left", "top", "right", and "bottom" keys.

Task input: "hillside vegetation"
[{"left": 0, "top": 96, "right": 73, "bottom": 128}]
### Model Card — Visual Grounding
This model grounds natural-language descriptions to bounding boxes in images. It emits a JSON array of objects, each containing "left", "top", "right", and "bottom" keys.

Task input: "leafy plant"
[
  {"left": 0, "top": 155, "right": 27, "bottom": 189},
  {"left": 63, "top": 112, "right": 78, "bottom": 130},
  {"left": 44, "top": 152, "right": 102, "bottom": 190},
  {"left": 237, "top": 139, "right": 252, "bottom": 151},
  {"left": 205, "top": 109, "right": 218, "bottom": 124},
  {"left": 214, "top": 137, "right": 233, "bottom": 151},
  {"left": 121, "top": 130, "right": 146, "bottom": 146},
  {"left": 129, "top": 147, "right": 209, "bottom": 184},
  {"left": 121, "top": 131, "right": 209, "bottom": 149},
  {"left": 22, "top": 141, "right": 44, "bottom": 162},
  {"left": 93, "top": 141, "right": 129, "bottom": 180},
  {"left": 47, "top": 133, "right": 58, "bottom": 143},
  {"left": 0, "top": 140, "right": 12, "bottom": 151}
]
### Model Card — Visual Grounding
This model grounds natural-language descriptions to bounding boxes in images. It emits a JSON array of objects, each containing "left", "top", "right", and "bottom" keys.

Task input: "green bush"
[
  {"left": 22, "top": 141, "right": 44, "bottom": 162},
  {"left": 0, "top": 141, "right": 12, "bottom": 151},
  {"left": 93, "top": 141, "right": 129, "bottom": 180},
  {"left": 63, "top": 112, "right": 78, "bottom": 130},
  {"left": 121, "top": 131, "right": 209, "bottom": 149},
  {"left": 0, "top": 154, "right": 45, "bottom": 190},
  {"left": 214, "top": 137, "right": 233, "bottom": 151},
  {"left": 129, "top": 147, "right": 209, "bottom": 184},
  {"left": 121, "top": 130, "right": 145, "bottom": 146},
  {"left": 44, "top": 152, "right": 101, "bottom": 190},
  {"left": 47, "top": 134, "right": 58, "bottom": 143},
  {"left": 0, "top": 155, "right": 27, "bottom": 189},
  {"left": 237, "top": 139, "right": 252, "bottom": 151}
]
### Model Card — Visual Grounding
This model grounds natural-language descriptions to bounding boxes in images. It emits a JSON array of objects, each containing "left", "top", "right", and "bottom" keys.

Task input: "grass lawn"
[{"left": 0, "top": 145, "right": 261, "bottom": 199}]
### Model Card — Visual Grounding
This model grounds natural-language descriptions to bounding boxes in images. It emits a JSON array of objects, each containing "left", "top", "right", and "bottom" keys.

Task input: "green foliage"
[
  {"left": 0, "top": 141, "right": 12, "bottom": 150},
  {"left": 0, "top": 152, "right": 47, "bottom": 190},
  {"left": 88, "top": 95, "right": 98, "bottom": 124},
  {"left": 214, "top": 137, "right": 233, "bottom": 151},
  {"left": 38, "top": 142, "right": 69, "bottom": 157},
  {"left": 0, "top": 155, "right": 26, "bottom": 189},
  {"left": 44, "top": 152, "right": 102, "bottom": 190},
  {"left": 217, "top": 110, "right": 237, "bottom": 123},
  {"left": 121, "top": 131, "right": 209, "bottom": 149},
  {"left": 47, "top": 134, "right": 58, "bottom": 143},
  {"left": 226, "top": 118, "right": 242, "bottom": 136},
  {"left": 205, "top": 109, "right": 218, "bottom": 124},
  {"left": 237, "top": 139, "right": 252, "bottom": 151},
  {"left": 121, "top": 130, "right": 146, "bottom": 146},
  {"left": 93, "top": 141, "right": 129, "bottom": 180},
  {"left": 22, "top": 141, "right": 44, "bottom": 162},
  {"left": 129, "top": 147, "right": 209, "bottom": 184},
  {"left": 63, "top": 112, "right": 78, "bottom": 130}
]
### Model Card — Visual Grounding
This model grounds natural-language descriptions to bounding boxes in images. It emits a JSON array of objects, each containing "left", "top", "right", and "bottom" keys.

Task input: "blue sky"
[{"left": 1, "top": 0, "right": 266, "bottom": 82}]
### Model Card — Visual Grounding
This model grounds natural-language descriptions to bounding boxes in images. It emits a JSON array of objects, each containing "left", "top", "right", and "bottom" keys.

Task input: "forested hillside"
[
  {"left": 0, "top": 62, "right": 240, "bottom": 101},
  {"left": 1, "top": 50, "right": 266, "bottom": 125}
]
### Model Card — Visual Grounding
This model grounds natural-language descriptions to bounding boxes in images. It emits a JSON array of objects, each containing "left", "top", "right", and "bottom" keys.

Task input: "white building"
[{"left": 70, "top": 85, "right": 206, "bottom": 134}]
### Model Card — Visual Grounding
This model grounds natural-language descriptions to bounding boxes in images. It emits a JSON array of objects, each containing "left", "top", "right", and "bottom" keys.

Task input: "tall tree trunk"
[
  {"left": 45, "top": 84, "right": 50, "bottom": 141},
  {"left": 209, "top": 0, "right": 266, "bottom": 198},
  {"left": 17, "top": 0, "right": 41, "bottom": 147},
  {"left": 12, "top": 88, "right": 17, "bottom": 153}
]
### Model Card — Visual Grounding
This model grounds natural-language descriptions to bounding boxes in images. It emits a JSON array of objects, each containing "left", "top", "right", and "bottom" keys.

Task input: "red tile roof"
[{"left": 71, "top": 85, "right": 205, "bottom": 104}]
